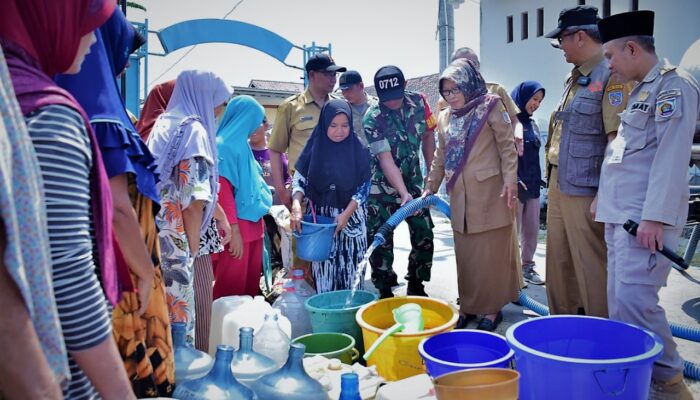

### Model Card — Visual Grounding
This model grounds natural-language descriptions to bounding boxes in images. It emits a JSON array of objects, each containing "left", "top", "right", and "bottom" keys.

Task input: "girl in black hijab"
[{"left": 292, "top": 99, "right": 372, "bottom": 292}]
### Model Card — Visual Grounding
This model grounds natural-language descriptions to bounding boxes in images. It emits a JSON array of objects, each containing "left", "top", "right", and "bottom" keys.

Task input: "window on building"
[
  {"left": 603, "top": 0, "right": 611, "bottom": 17},
  {"left": 507, "top": 15, "right": 513, "bottom": 43},
  {"left": 537, "top": 8, "right": 544, "bottom": 37},
  {"left": 521, "top": 12, "right": 529, "bottom": 40},
  {"left": 578, "top": 0, "right": 585, "bottom": 4},
  {"left": 631, "top": 0, "right": 639, "bottom": 10}
]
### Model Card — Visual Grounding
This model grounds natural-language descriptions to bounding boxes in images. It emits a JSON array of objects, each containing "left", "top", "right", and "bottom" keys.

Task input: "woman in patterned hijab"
[{"left": 424, "top": 59, "right": 519, "bottom": 332}]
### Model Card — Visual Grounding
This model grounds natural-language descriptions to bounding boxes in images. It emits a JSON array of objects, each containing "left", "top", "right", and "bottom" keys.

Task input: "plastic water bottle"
[
  {"left": 292, "top": 269, "right": 316, "bottom": 302},
  {"left": 339, "top": 372, "right": 362, "bottom": 400},
  {"left": 273, "top": 281, "right": 312, "bottom": 339},
  {"left": 251, "top": 343, "right": 326, "bottom": 400},
  {"left": 253, "top": 311, "right": 291, "bottom": 368},
  {"left": 172, "top": 322, "right": 214, "bottom": 382},
  {"left": 231, "top": 327, "right": 278, "bottom": 387},
  {"left": 173, "top": 344, "right": 255, "bottom": 399}
]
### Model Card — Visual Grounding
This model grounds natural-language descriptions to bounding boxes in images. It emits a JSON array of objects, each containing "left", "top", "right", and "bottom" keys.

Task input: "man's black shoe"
[{"left": 407, "top": 280, "right": 428, "bottom": 297}]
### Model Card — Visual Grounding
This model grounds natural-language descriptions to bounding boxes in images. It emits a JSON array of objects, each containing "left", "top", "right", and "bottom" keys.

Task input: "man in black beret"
[
  {"left": 543, "top": 5, "right": 630, "bottom": 320},
  {"left": 596, "top": 10, "right": 699, "bottom": 400}
]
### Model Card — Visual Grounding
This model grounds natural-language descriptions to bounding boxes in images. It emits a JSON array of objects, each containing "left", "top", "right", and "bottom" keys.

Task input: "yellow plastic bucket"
[
  {"left": 355, "top": 296, "right": 458, "bottom": 381},
  {"left": 432, "top": 368, "right": 520, "bottom": 400}
]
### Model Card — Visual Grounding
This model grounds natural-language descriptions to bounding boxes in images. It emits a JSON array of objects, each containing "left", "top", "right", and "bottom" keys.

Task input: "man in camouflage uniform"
[{"left": 364, "top": 65, "right": 437, "bottom": 298}]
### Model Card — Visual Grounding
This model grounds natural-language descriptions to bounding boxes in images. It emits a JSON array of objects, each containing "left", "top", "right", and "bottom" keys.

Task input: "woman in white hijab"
[{"left": 147, "top": 70, "right": 231, "bottom": 345}]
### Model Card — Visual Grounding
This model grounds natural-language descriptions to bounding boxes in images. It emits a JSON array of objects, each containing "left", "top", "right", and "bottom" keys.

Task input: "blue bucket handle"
[{"left": 593, "top": 368, "right": 629, "bottom": 396}]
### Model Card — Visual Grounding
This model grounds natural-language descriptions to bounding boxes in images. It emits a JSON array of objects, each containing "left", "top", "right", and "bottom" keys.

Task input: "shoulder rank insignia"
[{"left": 660, "top": 65, "right": 677, "bottom": 75}]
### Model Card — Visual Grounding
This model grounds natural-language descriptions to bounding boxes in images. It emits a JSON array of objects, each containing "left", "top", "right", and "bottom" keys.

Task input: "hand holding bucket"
[{"left": 363, "top": 303, "right": 424, "bottom": 361}]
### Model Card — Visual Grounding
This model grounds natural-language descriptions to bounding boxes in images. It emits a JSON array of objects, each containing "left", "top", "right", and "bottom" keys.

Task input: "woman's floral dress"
[{"left": 156, "top": 156, "right": 213, "bottom": 342}]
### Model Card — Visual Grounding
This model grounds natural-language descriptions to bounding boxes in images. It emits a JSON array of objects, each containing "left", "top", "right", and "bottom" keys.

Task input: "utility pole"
[{"left": 438, "top": 0, "right": 465, "bottom": 72}]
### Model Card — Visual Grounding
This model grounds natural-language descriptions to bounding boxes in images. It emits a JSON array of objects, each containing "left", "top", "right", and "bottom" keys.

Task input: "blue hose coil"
[
  {"left": 670, "top": 322, "right": 700, "bottom": 343},
  {"left": 517, "top": 291, "right": 550, "bottom": 316},
  {"left": 369, "top": 195, "right": 700, "bottom": 380}
]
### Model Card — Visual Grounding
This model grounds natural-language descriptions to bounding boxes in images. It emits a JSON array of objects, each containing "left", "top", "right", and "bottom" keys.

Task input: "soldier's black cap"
[
  {"left": 339, "top": 70, "right": 363, "bottom": 90},
  {"left": 374, "top": 66, "right": 406, "bottom": 102},
  {"left": 545, "top": 5, "right": 600, "bottom": 39},
  {"left": 305, "top": 53, "right": 346, "bottom": 73},
  {"left": 598, "top": 11, "right": 655, "bottom": 44}
]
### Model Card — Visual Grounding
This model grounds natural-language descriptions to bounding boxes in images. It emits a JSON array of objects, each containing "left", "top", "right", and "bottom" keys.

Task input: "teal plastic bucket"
[
  {"left": 506, "top": 315, "right": 663, "bottom": 400},
  {"left": 293, "top": 215, "right": 337, "bottom": 262},
  {"left": 304, "top": 290, "right": 378, "bottom": 355}
]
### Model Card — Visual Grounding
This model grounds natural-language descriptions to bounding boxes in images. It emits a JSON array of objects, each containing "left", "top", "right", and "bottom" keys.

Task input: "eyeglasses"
[
  {"left": 441, "top": 88, "right": 461, "bottom": 97},
  {"left": 557, "top": 30, "right": 579, "bottom": 45}
]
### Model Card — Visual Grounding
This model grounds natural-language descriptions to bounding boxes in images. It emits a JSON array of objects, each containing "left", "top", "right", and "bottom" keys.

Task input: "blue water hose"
[
  {"left": 372, "top": 195, "right": 700, "bottom": 380},
  {"left": 372, "top": 195, "right": 452, "bottom": 248}
]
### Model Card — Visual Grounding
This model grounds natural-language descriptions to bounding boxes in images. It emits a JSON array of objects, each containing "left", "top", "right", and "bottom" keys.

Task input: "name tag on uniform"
[
  {"left": 630, "top": 102, "right": 650, "bottom": 113},
  {"left": 608, "top": 134, "right": 626, "bottom": 164}
]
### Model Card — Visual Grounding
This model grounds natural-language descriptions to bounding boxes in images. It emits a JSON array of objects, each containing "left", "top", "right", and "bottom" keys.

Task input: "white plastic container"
[
  {"left": 221, "top": 296, "right": 292, "bottom": 349},
  {"left": 253, "top": 311, "right": 291, "bottom": 368},
  {"left": 273, "top": 281, "right": 312, "bottom": 339},
  {"left": 209, "top": 295, "right": 252, "bottom": 356}
]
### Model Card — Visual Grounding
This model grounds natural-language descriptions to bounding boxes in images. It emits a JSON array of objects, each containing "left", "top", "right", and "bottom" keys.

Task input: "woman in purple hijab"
[
  {"left": 147, "top": 69, "right": 231, "bottom": 347},
  {"left": 424, "top": 59, "right": 519, "bottom": 332}
]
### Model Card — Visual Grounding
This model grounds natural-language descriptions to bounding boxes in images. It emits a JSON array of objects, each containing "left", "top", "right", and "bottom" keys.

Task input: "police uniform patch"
[
  {"left": 608, "top": 90, "right": 623, "bottom": 107},
  {"left": 300, "top": 115, "right": 313, "bottom": 122},
  {"left": 656, "top": 98, "right": 676, "bottom": 117},
  {"left": 606, "top": 84, "right": 624, "bottom": 92}
]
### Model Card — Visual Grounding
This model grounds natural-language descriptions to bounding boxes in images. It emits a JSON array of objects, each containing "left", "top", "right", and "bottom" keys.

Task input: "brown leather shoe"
[{"left": 649, "top": 374, "right": 693, "bottom": 400}]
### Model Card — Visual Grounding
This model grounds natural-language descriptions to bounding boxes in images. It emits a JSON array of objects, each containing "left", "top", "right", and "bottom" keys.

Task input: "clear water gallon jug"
[
  {"left": 172, "top": 322, "right": 213, "bottom": 382},
  {"left": 251, "top": 343, "right": 326, "bottom": 400},
  {"left": 231, "top": 327, "right": 278, "bottom": 387},
  {"left": 172, "top": 344, "right": 255, "bottom": 399}
]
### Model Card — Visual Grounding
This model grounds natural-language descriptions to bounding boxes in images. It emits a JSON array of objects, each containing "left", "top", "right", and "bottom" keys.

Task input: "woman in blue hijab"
[
  {"left": 213, "top": 95, "right": 273, "bottom": 298},
  {"left": 291, "top": 99, "right": 372, "bottom": 293},
  {"left": 511, "top": 80, "right": 545, "bottom": 286}
]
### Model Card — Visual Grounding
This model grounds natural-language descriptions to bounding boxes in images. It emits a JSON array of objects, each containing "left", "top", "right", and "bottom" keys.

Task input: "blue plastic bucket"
[
  {"left": 506, "top": 315, "right": 663, "bottom": 400},
  {"left": 293, "top": 215, "right": 337, "bottom": 262},
  {"left": 304, "top": 290, "right": 378, "bottom": 356},
  {"left": 418, "top": 329, "right": 514, "bottom": 378}
]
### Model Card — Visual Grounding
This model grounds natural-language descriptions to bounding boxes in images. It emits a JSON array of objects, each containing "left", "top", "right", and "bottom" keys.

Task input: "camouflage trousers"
[{"left": 366, "top": 194, "right": 434, "bottom": 292}]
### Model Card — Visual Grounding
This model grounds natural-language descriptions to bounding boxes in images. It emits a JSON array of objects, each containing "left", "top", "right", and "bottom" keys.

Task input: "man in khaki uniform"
[
  {"left": 268, "top": 53, "right": 345, "bottom": 286},
  {"left": 597, "top": 11, "right": 699, "bottom": 399},
  {"left": 269, "top": 53, "right": 346, "bottom": 209},
  {"left": 543, "top": 5, "right": 629, "bottom": 317}
]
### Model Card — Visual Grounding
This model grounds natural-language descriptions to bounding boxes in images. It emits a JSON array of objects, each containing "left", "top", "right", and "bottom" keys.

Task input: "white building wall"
[{"left": 478, "top": 0, "right": 700, "bottom": 130}]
